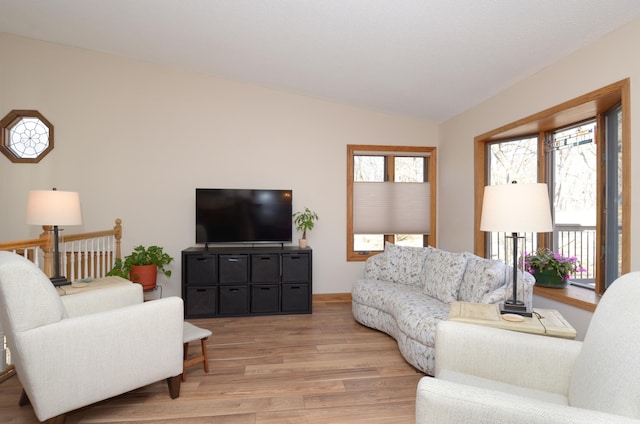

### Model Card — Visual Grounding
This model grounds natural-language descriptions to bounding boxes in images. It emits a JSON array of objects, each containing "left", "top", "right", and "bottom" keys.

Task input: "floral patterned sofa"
[{"left": 351, "top": 243, "right": 534, "bottom": 376}]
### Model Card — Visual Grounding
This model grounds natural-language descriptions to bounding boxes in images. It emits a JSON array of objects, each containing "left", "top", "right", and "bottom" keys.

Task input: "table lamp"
[
  {"left": 480, "top": 182, "right": 552, "bottom": 316},
  {"left": 25, "top": 188, "right": 82, "bottom": 287}
]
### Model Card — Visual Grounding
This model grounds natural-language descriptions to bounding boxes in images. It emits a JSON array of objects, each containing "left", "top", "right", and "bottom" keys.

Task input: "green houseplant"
[
  {"left": 293, "top": 207, "right": 319, "bottom": 248},
  {"left": 523, "top": 248, "right": 585, "bottom": 288},
  {"left": 107, "top": 245, "right": 173, "bottom": 290}
]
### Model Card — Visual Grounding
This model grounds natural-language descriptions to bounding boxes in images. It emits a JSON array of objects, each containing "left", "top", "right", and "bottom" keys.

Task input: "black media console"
[{"left": 181, "top": 246, "right": 312, "bottom": 318}]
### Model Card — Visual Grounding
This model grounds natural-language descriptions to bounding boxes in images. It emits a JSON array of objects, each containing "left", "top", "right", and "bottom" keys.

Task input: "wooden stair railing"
[{"left": 0, "top": 218, "right": 122, "bottom": 279}]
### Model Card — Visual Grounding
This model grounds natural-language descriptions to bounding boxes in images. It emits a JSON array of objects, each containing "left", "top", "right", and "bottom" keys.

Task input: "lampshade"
[
  {"left": 353, "top": 182, "right": 430, "bottom": 234},
  {"left": 480, "top": 183, "right": 552, "bottom": 233},
  {"left": 25, "top": 190, "right": 82, "bottom": 226}
]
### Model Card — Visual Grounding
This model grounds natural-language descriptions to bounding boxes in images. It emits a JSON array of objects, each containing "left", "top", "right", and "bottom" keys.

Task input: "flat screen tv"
[{"left": 196, "top": 188, "right": 292, "bottom": 244}]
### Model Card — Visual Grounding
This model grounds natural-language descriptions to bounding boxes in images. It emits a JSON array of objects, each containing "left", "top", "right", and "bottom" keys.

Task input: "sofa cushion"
[
  {"left": 395, "top": 295, "right": 449, "bottom": 347},
  {"left": 353, "top": 279, "right": 427, "bottom": 315},
  {"left": 380, "top": 242, "right": 432, "bottom": 287},
  {"left": 458, "top": 253, "right": 506, "bottom": 303},
  {"left": 352, "top": 278, "right": 449, "bottom": 348},
  {"left": 438, "top": 369, "right": 569, "bottom": 406},
  {"left": 422, "top": 249, "right": 467, "bottom": 303},
  {"left": 352, "top": 279, "right": 399, "bottom": 314}
]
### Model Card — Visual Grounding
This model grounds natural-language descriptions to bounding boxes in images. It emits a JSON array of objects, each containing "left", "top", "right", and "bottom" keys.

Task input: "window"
[
  {"left": 347, "top": 145, "right": 437, "bottom": 261},
  {"left": 602, "top": 104, "right": 624, "bottom": 289},
  {"left": 546, "top": 121, "right": 598, "bottom": 288},
  {"left": 0, "top": 110, "right": 54, "bottom": 163},
  {"left": 485, "top": 136, "right": 539, "bottom": 261},
  {"left": 475, "top": 79, "right": 630, "bottom": 309}
]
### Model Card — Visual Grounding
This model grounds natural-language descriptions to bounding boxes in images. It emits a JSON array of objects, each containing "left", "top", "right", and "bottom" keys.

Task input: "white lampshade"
[
  {"left": 353, "top": 182, "right": 430, "bottom": 234},
  {"left": 480, "top": 183, "right": 552, "bottom": 233},
  {"left": 25, "top": 190, "right": 82, "bottom": 226}
]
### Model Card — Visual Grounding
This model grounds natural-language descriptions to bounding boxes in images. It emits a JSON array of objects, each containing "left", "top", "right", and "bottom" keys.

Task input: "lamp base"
[
  {"left": 50, "top": 276, "right": 72, "bottom": 287},
  {"left": 500, "top": 301, "right": 532, "bottom": 317}
]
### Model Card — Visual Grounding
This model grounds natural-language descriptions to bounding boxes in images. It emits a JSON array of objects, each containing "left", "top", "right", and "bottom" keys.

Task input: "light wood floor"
[{"left": 0, "top": 301, "right": 425, "bottom": 423}]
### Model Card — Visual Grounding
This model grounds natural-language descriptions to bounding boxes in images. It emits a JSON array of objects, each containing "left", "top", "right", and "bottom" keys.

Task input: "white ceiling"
[{"left": 2, "top": 0, "right": 640, "bottom": 122}]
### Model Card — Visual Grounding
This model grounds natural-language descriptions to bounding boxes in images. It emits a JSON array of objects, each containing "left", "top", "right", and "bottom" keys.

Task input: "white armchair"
[
  {"left": 0, "top": 251, "right": 184, "bottom": 424},
  {"left": 416, "top": 271, "right": 640, "bottom": 423}
]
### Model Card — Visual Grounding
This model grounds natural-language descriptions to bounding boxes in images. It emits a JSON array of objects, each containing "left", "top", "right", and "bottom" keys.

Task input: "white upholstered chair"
[
  {"left": 416, "top": 271, "right": 640, "bottom": 424},
  {"left": 0, "top": 251, "right": 184, "bottom": 424}
]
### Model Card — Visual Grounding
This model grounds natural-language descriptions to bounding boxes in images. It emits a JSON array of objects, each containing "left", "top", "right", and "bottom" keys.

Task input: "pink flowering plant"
[{"left": 523, "top": 248, "right": 586, "bottom": 281}]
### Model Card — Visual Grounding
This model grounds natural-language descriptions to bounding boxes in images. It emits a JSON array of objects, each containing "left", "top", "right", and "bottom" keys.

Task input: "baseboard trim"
[{"left": 313, "top": 293, "right": 352, "bottom": 303}]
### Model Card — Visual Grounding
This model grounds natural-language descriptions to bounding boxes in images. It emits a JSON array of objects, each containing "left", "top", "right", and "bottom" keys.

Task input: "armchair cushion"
[
  {"left": 437, "top": 369, "right": 569, "bottom": 405},
  {"left": 61, "top": 283, "right": 143, "bottom": 317}
]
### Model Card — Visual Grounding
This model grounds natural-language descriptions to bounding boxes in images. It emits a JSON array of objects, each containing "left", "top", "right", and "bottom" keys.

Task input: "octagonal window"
[{"left": 0, "top": 110, "right": 54, "bottom": 163}]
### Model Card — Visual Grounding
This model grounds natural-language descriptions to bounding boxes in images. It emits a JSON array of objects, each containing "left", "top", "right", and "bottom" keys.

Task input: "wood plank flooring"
[{"left": 0, "top": 301, "right": 425, "bottom": 423}]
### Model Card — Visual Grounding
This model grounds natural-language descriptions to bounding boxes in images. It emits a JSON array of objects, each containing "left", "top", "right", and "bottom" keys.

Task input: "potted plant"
[
  {"left": 293, "top": 207, "right": 319, "bottom": 248},
  {"left": 107, "top": 245, "right": 173, "bottom": 290},
  {"left": 523, "top": 248, "right": 586, "bottom": 288}
]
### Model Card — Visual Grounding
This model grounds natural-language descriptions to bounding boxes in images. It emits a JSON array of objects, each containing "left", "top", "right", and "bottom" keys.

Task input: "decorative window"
[{"left": 0, "top": 110, "right": 54, "bottom": 163}]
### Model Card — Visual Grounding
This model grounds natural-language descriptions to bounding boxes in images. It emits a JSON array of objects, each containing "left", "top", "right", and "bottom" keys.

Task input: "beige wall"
[
  {"left": 439, "top": 17, "right": 640, "bottom": 338},
  {"left": 0, "top": 33, "right": 439, "bottom": 296}
]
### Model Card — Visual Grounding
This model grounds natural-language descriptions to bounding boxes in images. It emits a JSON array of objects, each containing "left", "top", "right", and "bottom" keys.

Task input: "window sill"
[{"left": 533, "top": 284, "right": 600, "bottom": 312}]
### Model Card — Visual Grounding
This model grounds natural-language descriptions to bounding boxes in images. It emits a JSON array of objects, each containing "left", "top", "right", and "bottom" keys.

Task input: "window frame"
[
  {"left": 347, "top": 144, "right": 437, "bottom": 261},
  {"left": 0, "top": 109, "right": 54, "bottom": 163},
  {"left": 474, "top": 79, "right": 630, "bottom": 312}
]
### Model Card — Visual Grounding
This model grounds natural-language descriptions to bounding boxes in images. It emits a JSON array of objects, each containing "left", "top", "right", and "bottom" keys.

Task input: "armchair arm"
[
  {"left": 416, "top": 378, "right": 640, "bottom": 424},
  {"left": 61, "top": 283, "right": 143, "bottom": 317},
  {"left": 436, "top": 321, "right": 582, "bottom": 395},
  {"left": 13, "top": 297, "right": 183, "bottom": 422}
]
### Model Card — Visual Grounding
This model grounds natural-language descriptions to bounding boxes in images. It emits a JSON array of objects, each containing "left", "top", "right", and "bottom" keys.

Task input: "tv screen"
[{"left": 196, "top": 188, "right": 292, "bottom": 244}]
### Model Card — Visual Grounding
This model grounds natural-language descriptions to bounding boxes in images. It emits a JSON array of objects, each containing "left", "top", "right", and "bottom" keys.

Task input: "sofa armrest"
[
  {"left": 61, "top": 283, "right": 143, "bottom": 317},
  {"left": 480, "top": 270, "right": 534, "bottom": 309},
  {"left": 416, "top": 378, "right": 640, "bottom": 424},
  {"left": 14, "top": 296, "right": 183, "bottom": 421},
  {"left": 435, "top": 320, "right": 582, "bottom": 395},
  {"left": 364, "top": 252, "right": 387, "bottom": 280}
]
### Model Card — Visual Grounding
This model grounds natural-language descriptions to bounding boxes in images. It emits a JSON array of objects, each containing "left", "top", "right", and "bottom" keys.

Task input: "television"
[{"left": 195, "top": 188, "right": 293, "bottom": 244}]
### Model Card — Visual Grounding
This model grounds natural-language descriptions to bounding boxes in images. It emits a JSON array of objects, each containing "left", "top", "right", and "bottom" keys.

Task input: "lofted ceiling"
[{"left": 1, "top": 0, "right": 640, "bottom": 122}]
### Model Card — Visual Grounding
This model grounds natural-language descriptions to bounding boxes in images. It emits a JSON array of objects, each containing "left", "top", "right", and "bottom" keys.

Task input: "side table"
[
  {"left": 56, "top": 276, "right": 132, "bottom": 296},
  {"left": 449, "top": 301, "right": 577, "bottom": 339}
]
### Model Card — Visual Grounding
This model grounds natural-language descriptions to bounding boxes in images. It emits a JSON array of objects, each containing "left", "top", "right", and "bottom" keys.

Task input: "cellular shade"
[{"left": 353, "top": 182, "right": 430, "bottom": 234}]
